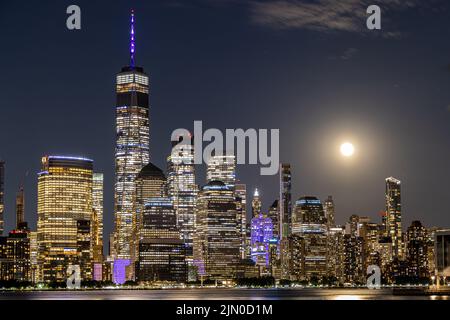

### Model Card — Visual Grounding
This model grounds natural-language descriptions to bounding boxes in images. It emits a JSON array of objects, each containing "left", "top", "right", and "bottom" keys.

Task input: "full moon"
[{"left": 340, "top": 142, "right": 355, "bottom": 157}]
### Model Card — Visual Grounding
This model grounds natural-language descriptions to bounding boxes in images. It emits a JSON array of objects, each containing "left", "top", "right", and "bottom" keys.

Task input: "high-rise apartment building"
[
  {"left": 114, "top": 11, "right": 150, "bottom": 263},
  {"left": 323, "top": 196, "right": 335, "bottom": 229},
  {"left": 406, "top": 220, "right": 428, "bottom": 278},
  {"left": 385, "top": 177, "right": 402, "bottom": 259},
  {"left": 268, "top": 200, "right": 279, "bottom": 240},
  {"left": 279, "top": 164, "right": 292, "bottom": 239},
  {"left": 37, "top": 156, "right": 93, "bottom": 282},
  {"left": 235, "top": 183, "right": 247, "bottom": 259}
]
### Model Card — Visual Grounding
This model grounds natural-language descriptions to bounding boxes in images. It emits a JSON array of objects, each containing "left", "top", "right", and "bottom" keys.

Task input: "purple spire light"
[{"left": 130, "top": 10, "right": 136, "bottom": 68}]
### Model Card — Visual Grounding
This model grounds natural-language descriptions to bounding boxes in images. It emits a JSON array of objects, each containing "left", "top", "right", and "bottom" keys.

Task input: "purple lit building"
[
  {"left": 113, "top": 259, "right": 131, "bottom": 285},
  {"left": 250, "top": 214, "right": 273, "bottom": 267}
]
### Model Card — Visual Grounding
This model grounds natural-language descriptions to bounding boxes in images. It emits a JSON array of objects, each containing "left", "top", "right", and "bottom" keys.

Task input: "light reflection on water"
[{"left": 0, "top": 288, "right": 446, "bottom": 300}]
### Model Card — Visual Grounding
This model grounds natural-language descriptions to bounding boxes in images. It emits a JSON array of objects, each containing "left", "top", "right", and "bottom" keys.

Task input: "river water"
[{"left": 0, "top": 288, "right": 447, "bottom": 300}]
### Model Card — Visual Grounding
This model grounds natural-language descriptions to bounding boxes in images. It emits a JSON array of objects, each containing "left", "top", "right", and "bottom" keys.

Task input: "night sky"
[{"left": 1, "top": 0, "right": 450, "bottom": 241}]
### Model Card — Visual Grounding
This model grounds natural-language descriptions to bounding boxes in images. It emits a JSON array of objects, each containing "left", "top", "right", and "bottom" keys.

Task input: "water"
[{"left": 0, "top": 288, "right": 447, "bottom": 300}]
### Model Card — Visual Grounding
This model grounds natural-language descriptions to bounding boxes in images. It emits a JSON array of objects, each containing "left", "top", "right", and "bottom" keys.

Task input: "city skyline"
[
  {"left": 1, "top": 0, "right": 450, "bottom": 241},
  {"left": 2, "top": 3, "right": 450, "bottom": 298}
]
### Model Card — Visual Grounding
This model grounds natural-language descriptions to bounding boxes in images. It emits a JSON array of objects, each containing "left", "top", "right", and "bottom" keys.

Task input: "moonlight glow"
[{"left": 340, "top": 142, "right": 355, "bottom": 157}]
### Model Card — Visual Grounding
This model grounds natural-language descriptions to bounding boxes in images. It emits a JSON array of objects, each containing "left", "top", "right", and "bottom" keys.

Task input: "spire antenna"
[{"left": 130, "top": 9, "right": 136, "bottom": 68}]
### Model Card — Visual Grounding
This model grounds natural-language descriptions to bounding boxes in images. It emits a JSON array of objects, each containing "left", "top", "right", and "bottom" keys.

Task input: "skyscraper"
[
  {"left": 268, "top": 200, "right": 279, "bottom": 240},
  {"left": 279, "top": 164, "right": 292, "bottom": 239},
  {"left": 251, "top": 188, "right": 262, "bottom": 217},
  {"left": 0, "top": 161, "right": 4, "bottom": 235},
  {"left": 250, "top": 212, "right": 273, "bottom": 270},
  {"left": 406, "top": 220, "right": 428, "bottom": 278},
  {"left": 134, "top": 162, "right": 167, "bottom": 267},
  {"left": 37, "top": 156, "right": 94, "bottom": 282},
  {"left": 235, "top": 183, "right": 247, "bottom": 259},
  {"left": 292, "top": 196, "right": 328, "bottom": 279},
  {"left": 206, "top": 155, "right": 236, "bottom": 190},
  {"left": 114, "top": 11, "right": 150, "bottom": 263},
  {"left": 385, "top": 177, "right": 402, "bottom": 259},
  {"left": 92, "top": 173, "right": 104, "bottom": 266},
  {"left": 167, "top": 136, "right": 197, "bottom": 268},
  {"left": 193, "top": 181, "right": 240, "bottom": 281},
  {"left": 323, "top": 196, "right": 335, "bottom": 229},
  {"left": 15, "top": 185, "right": 26, "bottom": 230},
  {"left": 136, "top": 198, "right": 187, "bottom": 283}
]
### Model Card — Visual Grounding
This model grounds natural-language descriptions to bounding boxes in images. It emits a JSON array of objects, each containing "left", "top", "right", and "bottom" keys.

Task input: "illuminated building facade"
[
  {"left": 92, "top": 173, "right": 104, "bottom": 265},
  {"left": 134, "top": 162, "right": 167, "bottom": 273},
  {"left": 285, "top": 234, "right": 305, "bottom": 281},
  {"left": 250, "top": 213, "right": 273, "bottom": 268},
  {"left": 406, "top": 220, "right": 428, "bottom": 278},
  {"left": 0, "top": 160, "right": 4, "bottom": 235},
  {"left": 114, "top": 11, "right": 150, "bottom": 264},
  {"left": 251, "top": 188, "right": 262, "bottom": 217},
  {"left": 0, "top": 232, "right": 31, "bottom": 282},
  {"left": 206, "top": 155, "right": 236, "bottom": 190},
  {"left": 193, "top": 181, "right": 240, "bottom": 281},
  {"left": 279, "top": 164, "right": 292, "bottom": 239},
  {"left": 167, "top": 136, "right": 197, "bottom": 269},
  {"left": 37, "top": 156, "right": 94, "bottom": 282},
  {"left": 136, "top": 198, "right": 187, "bottom": 283},
  {"left": 327, "top": 226, "right": 345, "bottom": 283},
  {"left": 235, "top": 183, "right": 247, "bottom": 259},
  {"left": 323, "top": 196, "right": 335, "bottom": 229},
  {"left": 385, "top": 177, "right": 402, "bottom": 259},
  {"left": 77, "top": 220, "right": 92, "bottom": 280},
  {"left": 29, "top": 231, "right": 39, "bottom": 283},
  {"left": 343, "top": 233, "right": 365, "bottom": 284},
  {"left": 268, "top": 200, "right": 279, "bottom": 240},
  {"left": 292, "top": 197, "right": 328, "bottom": 279}
]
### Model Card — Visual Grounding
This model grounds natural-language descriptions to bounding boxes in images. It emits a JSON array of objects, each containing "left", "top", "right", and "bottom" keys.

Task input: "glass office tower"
[
  {"left": 167, "top": 136, "right": 197, "bottom": 268},
  {"left": 37, "top": 156, "right": 93, "bottom": 282},
  {"left": 114, "top": 11, "right": 150, "bottom": 263},
  {"left": 194, "top": 181, "right": 240, "bottom": 281}
]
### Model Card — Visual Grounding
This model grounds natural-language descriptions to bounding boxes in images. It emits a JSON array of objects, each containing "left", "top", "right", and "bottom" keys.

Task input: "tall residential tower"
[{"left": 385, "top": 177, "right": 402, "bottom": 259}]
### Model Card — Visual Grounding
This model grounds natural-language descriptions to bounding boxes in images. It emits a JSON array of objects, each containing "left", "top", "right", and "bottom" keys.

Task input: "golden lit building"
[
  {"left": 92, "top": 173, "right": 104, "bottom": 265},
  {"left": 386, "top": 177, "right": 402, "bottom": 259},
  {"left": 37, "top": 156, "right": 94, "bottom": 282}
]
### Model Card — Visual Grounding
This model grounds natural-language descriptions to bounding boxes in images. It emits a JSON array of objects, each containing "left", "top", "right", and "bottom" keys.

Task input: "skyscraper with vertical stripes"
[{"left": 113, "top": 10, "right": 150, "bottom": 269}]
